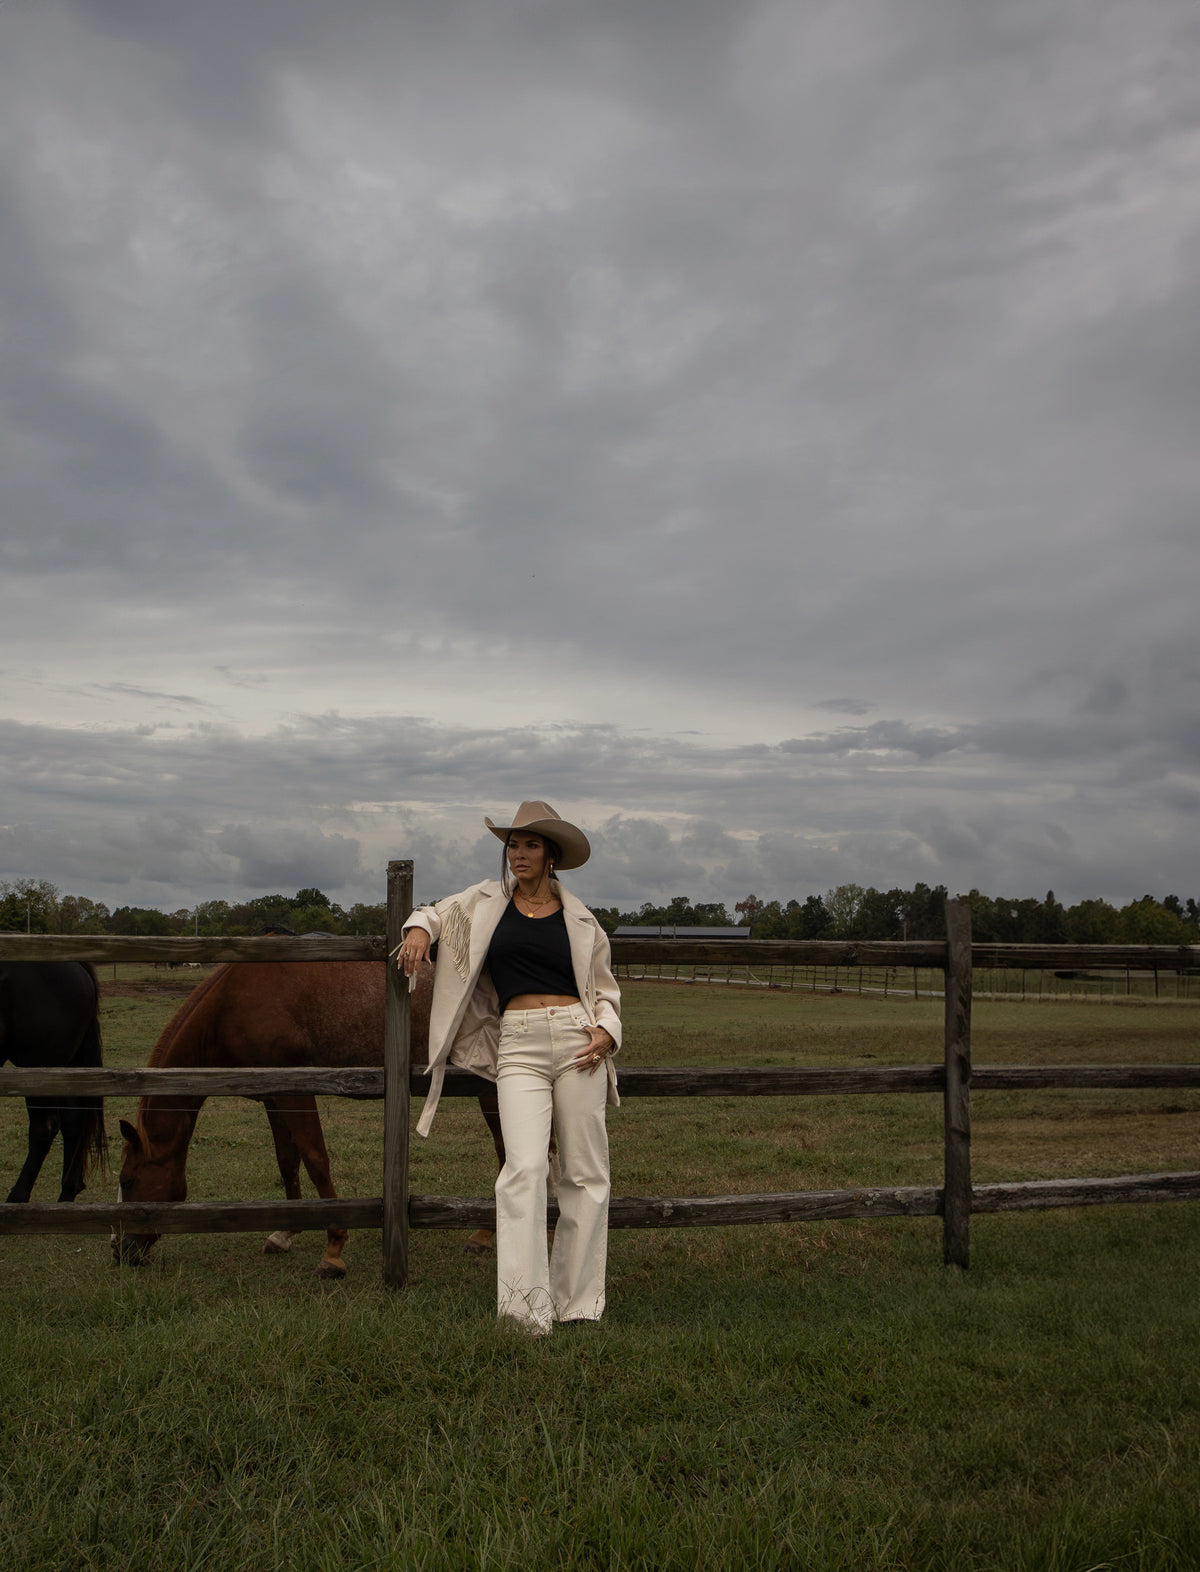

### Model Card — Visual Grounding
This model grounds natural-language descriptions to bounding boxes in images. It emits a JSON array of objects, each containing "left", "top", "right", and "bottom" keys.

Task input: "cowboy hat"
[{"left": 484, "top": 800, "right": 591, "bottom": 870}]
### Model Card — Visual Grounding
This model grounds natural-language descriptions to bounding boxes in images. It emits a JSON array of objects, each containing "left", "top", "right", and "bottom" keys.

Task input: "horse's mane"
[{"left": 147, "top": 964, "right": 230, "bottom": 1067}]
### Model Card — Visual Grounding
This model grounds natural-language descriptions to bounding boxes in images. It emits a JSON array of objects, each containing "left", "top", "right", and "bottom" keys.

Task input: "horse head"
[{"left": 111, "top": 1114, "right": 186, "bottom": 1265}]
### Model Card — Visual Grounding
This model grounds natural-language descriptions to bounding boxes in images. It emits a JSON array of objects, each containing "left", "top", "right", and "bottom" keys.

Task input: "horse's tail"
[{"left": 74, "top": 964, "right": 108, "bottom": 1179}]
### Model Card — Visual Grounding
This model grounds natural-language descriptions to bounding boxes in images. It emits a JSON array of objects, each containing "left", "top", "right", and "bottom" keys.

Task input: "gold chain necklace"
[{"left": 516, "top": 890, "right": 555, "bottom": 916}]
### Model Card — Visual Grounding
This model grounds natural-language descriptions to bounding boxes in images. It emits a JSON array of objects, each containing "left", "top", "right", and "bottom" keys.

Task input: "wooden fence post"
[
  {"left": 943, "top": 898, "right": 973, "bottom": 1268},
  {"left": 383, "top": 860, "right": 414, "bottom": 1288}
]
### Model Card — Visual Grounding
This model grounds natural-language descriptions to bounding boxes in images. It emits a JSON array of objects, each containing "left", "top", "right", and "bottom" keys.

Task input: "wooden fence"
[{"left": 2, "top": 871, "right": 1200, "bottom": 1287}]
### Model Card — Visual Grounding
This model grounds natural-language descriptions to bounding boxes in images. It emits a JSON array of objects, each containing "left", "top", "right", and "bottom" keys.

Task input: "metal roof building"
[{"left": 613, "top": 925, "right": 749, "bottom": 940}]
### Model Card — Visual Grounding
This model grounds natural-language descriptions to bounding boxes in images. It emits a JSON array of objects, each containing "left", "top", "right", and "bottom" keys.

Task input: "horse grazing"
[
  {"left": 114, "top": 960, "right": 505, "bottom": 1277},
  {"left": 1, "top": 960, "right": 107, "bottom": 1203}
]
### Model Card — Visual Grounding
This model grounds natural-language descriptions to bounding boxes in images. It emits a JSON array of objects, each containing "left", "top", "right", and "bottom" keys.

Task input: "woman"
[{"left": 396, "top": 800, "right": 621, "bottom": 1333}]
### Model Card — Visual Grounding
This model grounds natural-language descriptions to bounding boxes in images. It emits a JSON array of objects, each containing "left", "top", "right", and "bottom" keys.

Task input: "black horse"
[{"left": 0, "top": 960, "right": 107, "bottom": 1203}]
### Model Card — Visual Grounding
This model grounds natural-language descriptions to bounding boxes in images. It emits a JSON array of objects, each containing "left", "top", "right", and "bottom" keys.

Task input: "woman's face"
[{"left": 507, "top": 832, "right": 548, "bottom": 883}]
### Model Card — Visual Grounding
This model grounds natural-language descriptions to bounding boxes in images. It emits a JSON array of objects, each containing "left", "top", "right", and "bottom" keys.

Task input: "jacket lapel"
[
  {"left": 426, "top": 884, "right": 508, "bottom": 1070},
  {"left": 559, "top": 887, "right": 596, "bottom": 1002},
  {"left": 468, "top": 885, "right": 509, "bottom": 973}
]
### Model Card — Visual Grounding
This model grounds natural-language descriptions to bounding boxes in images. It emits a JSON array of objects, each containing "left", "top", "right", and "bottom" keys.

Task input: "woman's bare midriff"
[{"left": 505, "top": 994, "right": 581, "bottom": 1012}]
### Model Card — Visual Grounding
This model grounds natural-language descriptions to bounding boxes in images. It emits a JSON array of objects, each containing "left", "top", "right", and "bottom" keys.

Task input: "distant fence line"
[
  {"left": 2, "top": 888, "right": 1199, "bottom": 1285},
  {"left": 617, "top": 960, "right": 1200, "bottom": 1002}
]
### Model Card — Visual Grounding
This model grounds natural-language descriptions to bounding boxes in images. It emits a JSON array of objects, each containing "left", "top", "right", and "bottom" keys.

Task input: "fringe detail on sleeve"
[{"left": 440, "top": 899, "right": 472, "bottom": 982}]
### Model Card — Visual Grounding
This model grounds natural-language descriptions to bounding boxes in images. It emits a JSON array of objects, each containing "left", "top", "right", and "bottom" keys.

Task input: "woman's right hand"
[{"left": 396, "top": 930, "right": 431, "bottom": 976}]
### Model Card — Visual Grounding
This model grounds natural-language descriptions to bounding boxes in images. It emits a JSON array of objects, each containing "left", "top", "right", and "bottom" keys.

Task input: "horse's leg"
[
  {"left": 5, "top": 1098, "right": 59, "bottom": 1204},
  {"left": 67, "top": 1004, "right": 106, "bottom": 1200},
  {"left": 262, "top": 1098, "right": 305, "bottom": 1256},
  {"left": 56, "top": 1103, "right": 91, "bottom": 1203},
  {"left": 266, "top": 1096, "right": 347, "bottom": 1278}
]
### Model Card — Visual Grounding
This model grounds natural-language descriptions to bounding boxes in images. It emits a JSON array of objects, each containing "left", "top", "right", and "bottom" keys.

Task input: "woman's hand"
[
  {"left": 396, "top": 930, "right": 431, "bottom": 977},
  {"left": 573, "top": 1026, "right": 615, "bottom": 1075}
]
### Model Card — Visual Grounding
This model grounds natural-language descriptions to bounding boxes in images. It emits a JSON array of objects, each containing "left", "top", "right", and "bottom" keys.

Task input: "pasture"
[{"left": 2, "top": 975, "right": 1199, "bottom": 1570}]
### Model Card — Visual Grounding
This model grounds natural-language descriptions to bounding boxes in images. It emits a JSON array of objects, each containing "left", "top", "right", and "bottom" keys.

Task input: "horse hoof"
[
  {"left": 462, "top": 1240, "right": 492, "bottom": 1257},
  {"left": 315, "top": 1258, "right": 347, "bottom": 1279},
  {"left": 262, "top": 1230, "right": 294, "bottom": 1255}
]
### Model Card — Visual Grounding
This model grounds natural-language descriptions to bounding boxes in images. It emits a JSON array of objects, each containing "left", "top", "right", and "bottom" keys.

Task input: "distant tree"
[
  {"left": 1118, "top": 898, "right": 1193, "bottom": 945},
  {"left": 1030, "top": 890, "right": 1066, "bottom": 944},
  {"left": 734, "top": 893, "right": 763, "bottom": 927},
  {"left": 968, "top": 892, "right": 1041, "bottom": 944},
  {"left": 56, "top": 895, "right": 111, "bottom": 935},
  {"left": 288, "top": 902, "right": 345, "bottom": 934},
  {"left": 0, "top": 877, "right": 60, "bottom": 933},
  {"left": 1161, "top": 894, "right": 1198, "bottom": 929},
  {"left": 897, "top": 884, "right": 947, "bottom": 940},
  {"left": 346, "top": 902, "right": 386, "bottom": 936},
  {"left": 587, "top": 907, "right": 620, "bottom": 934},
  {"left": 794, "top": 894, "right": 833, "bottom": 939},
  {"left": 616, "top": 897, "right": 732, "bottom": 929},
  {"left": 225, "top": 894, "right": 296, "bottom": 934},
  {"left": 749, "top": 900, "right": 786, "bottom": 939},
  {"left": 294, "top": 887, "right": 331, "bottom": 909},
  {"left": 823, "top": 884, "right": 865, "bottom": 938},
  {"left": 107, "top": 906, "right": 177, "bottom": 936},
  {"left": 193, "top": 899, "right": 232, "bottom": 936},
  {"left": 855, "top": 887, "right": 902, "bottom": 940},
  {"left": 1064, "top": 898, "right": 1120, "bottom": 945}
]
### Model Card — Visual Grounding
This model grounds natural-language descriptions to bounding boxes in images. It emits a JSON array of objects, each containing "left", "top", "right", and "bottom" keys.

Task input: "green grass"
[{"left": 2, "top": 980, "right": 1199, "bottom": 1569}]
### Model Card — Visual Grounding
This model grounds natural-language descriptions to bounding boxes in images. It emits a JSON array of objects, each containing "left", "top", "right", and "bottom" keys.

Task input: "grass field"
[{"left": 2, "top": 975, "right": 1198, "bottom": 1570}]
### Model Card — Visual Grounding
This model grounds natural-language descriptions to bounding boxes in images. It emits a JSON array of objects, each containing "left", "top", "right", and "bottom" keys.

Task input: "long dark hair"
[{"left": 500, "top": 833, "right": 564, "bottom": 899}]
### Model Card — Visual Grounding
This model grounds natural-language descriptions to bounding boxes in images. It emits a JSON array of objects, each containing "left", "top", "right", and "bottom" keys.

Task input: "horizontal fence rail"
[
  {"left": 6, "top": 1172, "right": 1200, "bottom": 1239},
  {"left": 3, "top": 903, "right": 1200, "bottom": 1280},
  {"left": 6, "top": 1064, "right": 1200, "bottom": 1101},
  {"left": 4, "top": 934, "right": 1200, "bottom": 972},
  {"left": 0, "top": 934, "right": 386, "bottom": 964}
]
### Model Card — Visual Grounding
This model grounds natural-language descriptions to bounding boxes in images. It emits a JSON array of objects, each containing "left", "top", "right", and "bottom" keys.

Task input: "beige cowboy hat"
[{"left": 484, "top": 800, "right": 591, "bottom": 870}]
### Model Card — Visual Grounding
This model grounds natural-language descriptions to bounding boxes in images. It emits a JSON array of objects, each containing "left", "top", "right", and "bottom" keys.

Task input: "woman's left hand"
[{"left": 573, "top": 1026, "right": 615, "bottom": 1075}]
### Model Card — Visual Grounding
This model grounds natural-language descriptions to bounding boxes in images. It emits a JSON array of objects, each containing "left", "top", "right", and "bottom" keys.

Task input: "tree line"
[
  {"left": 3, "top": 876, "right": 1198, "bottom": 948},
  {"left": 588, "top": 884, "right": 1200, "bottom": 945},
  {"left": 0, "top": 879, "right": 386, "bottom": 939}
]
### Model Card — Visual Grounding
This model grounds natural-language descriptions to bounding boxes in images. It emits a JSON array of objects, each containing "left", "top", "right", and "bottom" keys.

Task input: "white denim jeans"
[{"left": 495, "top": 1005, "right": 610, "bottom": 1332}]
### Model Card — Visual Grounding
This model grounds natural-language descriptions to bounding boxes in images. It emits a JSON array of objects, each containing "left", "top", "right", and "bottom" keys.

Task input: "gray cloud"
[
  {"left": 1, "top": 702, "right": 1197, "bottom": 910},
  {"left": 0, "top": 0, "right": 1198, "bottom": 913}
]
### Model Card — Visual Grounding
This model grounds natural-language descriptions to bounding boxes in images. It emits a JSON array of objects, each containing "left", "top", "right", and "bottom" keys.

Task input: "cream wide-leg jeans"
[{"left": 495, "top": 1005, "right": 610, "bottom": 1332}]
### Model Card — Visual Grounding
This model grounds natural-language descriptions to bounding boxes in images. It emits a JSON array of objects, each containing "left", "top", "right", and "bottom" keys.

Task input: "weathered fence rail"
[
  {"left": 9, "top": 933, "right": 1200, "bottom": 973},
  {"left": 3, "top": 892, "right": 1199, "bottom": 1285},
  {"left": 6, "top": 1172, "right": 1200, "bottom": 1239},
  {"left": 10, "top": 1062, "right": 1200, "bottom": 1101}
]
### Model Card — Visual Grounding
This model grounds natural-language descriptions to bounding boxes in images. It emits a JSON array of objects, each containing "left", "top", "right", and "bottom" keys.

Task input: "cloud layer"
[{"left": 2, "top": 0, "right": 1199, "bottom": 911}]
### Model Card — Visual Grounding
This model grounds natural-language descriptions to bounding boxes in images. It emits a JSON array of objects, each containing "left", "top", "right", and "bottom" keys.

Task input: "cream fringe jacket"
[{"left": 401, "top": 878, "right": 622, "bottom": 1137}]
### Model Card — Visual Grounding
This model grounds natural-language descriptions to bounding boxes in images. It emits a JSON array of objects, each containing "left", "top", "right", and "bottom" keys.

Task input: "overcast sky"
[{"left": 2, "top": 0, "right": 1198, "bottom": 915}]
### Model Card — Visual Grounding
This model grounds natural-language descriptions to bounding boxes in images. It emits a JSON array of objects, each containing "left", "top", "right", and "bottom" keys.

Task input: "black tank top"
[{"left": 487, "top": 900, "right": 577, "bottom": 1013}]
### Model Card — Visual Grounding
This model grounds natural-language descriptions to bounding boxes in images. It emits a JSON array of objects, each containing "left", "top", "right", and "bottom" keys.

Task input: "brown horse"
[{"left": 114, "top": 960, "right": 504, "bottom": 1276}]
